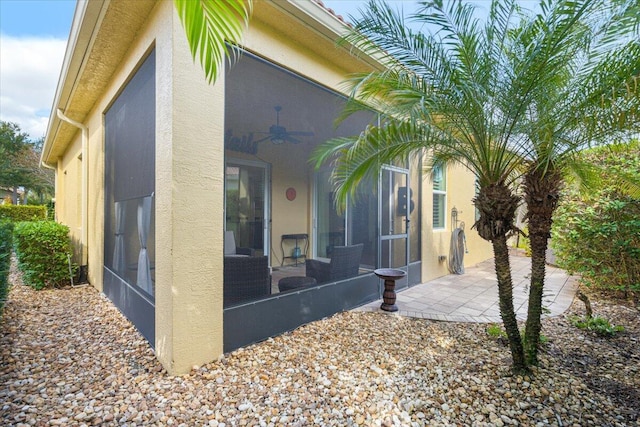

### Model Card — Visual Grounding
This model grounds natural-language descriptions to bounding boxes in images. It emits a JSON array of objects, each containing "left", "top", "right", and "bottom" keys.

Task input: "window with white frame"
[{"left": 432, "top": 163, "right": 446, "bottom": 229}]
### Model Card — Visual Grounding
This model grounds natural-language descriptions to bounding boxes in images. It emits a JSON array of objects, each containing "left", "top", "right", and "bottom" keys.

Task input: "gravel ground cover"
[{"left": 1, "top": 262, "right": 638, "bottom": 427}]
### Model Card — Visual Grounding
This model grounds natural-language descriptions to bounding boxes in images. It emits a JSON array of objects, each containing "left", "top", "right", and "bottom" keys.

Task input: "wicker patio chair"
[
  {"left": 224, "top": 230, "right": 255, "bottom": 257},
  {"left": 305, "top": 243, "right": 364, "bottom": 284},
  {"left": 224, "top": 255, "right": 270, "bottom": 307}
]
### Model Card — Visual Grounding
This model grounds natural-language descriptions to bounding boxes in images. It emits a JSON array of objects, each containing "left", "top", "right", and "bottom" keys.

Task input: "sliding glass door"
[{"left": 225, "top": 159, "right": 270, "bottom": 257}]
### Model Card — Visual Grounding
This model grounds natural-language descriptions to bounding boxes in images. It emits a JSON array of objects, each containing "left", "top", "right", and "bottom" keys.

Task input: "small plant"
[
  {"left": 13, "top": 221, "right": 75, "bottom": 290},
  {"left": 487, "top": 324, "right": 548, "bottom": 344},
  {"left": 487, "top": 324, "right": 506, "bottom": 338},
  {"left": 516, "top": 226, "right": 531, "bottom": 257},
  {"left": 570, "top": 315, "right": 625, "bottom": 337}
]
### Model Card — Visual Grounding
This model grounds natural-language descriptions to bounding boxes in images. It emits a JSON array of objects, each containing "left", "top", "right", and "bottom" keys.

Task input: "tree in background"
[
  {"left": 1, "top": 121, "right": 28, "bottom": 204},
  {"left": 0, "top": 121, "right": 54, "bottom": 204}
]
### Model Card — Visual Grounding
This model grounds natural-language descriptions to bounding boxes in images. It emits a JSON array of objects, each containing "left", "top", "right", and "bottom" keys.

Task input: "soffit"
[
  {"left": 45, "top": 0, "right": 156, "bottom": 163},
  {"left": 252, "top": 1, "right": 381, "bottom": 77}
]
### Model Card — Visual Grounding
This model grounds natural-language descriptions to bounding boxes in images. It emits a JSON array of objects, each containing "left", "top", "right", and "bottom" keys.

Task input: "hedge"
[
  {"left": 552, "top": 197, "right": 640, "bottom": 296},
  {"left": 0, "top": 205, "right": 47, "bottom": 222},
  {"left": 552, "top": 141, "right": 640, "bottom": 297},
  {"left": 0, "top": 220, "right": 14, "bottom": 316},
  {"left": 13, "top": 221, "right": 75, "bottom": 290}
]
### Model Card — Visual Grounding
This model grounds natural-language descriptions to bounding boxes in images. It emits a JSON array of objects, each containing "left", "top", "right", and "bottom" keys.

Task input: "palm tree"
[
  {"left": 174, "top": 0, "right": 252, "bottom": 83},
  {"left": 313, "top": 0, "right": 535, "bottom": 373},
  {"left": 313, "top": 0, "right": 637, "bottom": 373},
  {"left": 511, "top": 1, "right": 640, "bottom": 365}
]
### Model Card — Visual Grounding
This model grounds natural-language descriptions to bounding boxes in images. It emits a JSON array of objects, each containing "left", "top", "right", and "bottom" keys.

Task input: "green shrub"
[
  {"left": 13, "top": 221, "right": 75, "bottom": 290},
  {"left": 515, "top": 226, "right": 531, "bottom": 256},
  {"left": 552, "top": 141, "right": 640, "bottom": 297},
  {"left": 0, "top": 220, "right": 14, "bottom": 315},
  {"left": 570, "top": 315, "right": 625, "bottom": 337},
  {"left": 46, "top": 200, "right": 55, "bottom": 221},
  {"left": 552, "top": 197, "right": 640, "bottom": 295},
  {"left": 0, "top": 205, "right": 47, "bottom": 222}
]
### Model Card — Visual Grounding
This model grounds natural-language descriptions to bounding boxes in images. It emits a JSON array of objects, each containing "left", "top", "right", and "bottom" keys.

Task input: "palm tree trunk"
[
  {"left": 474, "top": 183, "right": 527, "bottom": 373},
  {"left": 493, "top": 235, "right": 527, "bottom": 373},
  {"left": 523, "top": 168, "right": 562, "bottom": 366},
  {"left": 524, "top": 226, "right": 547, "bottom": 365}
]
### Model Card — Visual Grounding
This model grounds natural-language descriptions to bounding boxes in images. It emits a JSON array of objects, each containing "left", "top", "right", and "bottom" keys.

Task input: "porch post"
[{"left": 154, "top": 5, "right": 225, "bottom": 375}]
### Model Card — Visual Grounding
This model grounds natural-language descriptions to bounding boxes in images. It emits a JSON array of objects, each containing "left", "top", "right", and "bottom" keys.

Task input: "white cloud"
[{"left": 0, "top": 34, "right": 67, "bottom": 140}]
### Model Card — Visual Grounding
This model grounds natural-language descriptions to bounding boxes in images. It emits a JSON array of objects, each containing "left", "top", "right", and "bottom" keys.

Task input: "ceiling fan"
[{"left": 254, "top": 106, "right": 314, "bottom": 144}]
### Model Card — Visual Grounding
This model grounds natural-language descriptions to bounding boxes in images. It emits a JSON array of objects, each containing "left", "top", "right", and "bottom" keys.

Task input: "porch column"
[{"left": 155, "top": 4, "right": 225, "bottom": 375}]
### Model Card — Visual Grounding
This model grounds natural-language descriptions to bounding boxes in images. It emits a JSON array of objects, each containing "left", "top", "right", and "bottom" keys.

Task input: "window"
[{"left": 432, "top": 163, "right": 446, "bottom": 229}]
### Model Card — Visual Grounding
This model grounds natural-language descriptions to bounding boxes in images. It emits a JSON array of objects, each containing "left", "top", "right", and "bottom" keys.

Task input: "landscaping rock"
[{"left": 1, "top": 264, "right": 638, "bottom": 426}]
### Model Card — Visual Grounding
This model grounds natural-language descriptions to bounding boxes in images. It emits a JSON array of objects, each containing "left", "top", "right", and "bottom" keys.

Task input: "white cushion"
[{"left": 224, "top": 230, "right": 236, "bottom": 256}]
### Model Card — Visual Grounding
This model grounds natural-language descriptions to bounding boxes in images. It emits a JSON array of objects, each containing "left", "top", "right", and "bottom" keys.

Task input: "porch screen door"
[
  {"left": 379, "top": 166, "right": 409, "bottom": 289},
  {"left": 225, "top": 160, "right": 269, "bottom": 257}
]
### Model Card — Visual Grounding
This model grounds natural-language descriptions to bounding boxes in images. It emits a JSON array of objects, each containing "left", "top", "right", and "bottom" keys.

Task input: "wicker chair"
[
  {"left": 224, "top": 230, "right": 255, "bottom": 257},
  {"left": 305, "top": 244, "right": 364, "bottom": 284},
  {"left": 224, "top": 255, "right": 270, "bottom": 307}
]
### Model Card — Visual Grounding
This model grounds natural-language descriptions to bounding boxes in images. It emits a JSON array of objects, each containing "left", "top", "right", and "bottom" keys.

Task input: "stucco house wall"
[
  {"left": 421, "top": 163, "right": 490, "bottom": 282},
  {"left": 44, "top": 0, "right": 492, "bottom": 375}
]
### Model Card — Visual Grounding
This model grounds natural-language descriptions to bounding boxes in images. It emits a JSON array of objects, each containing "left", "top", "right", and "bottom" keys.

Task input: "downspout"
[
  {"left": 56, "top": 109, "right": 89, "bottom": 283},
  {"left": 40, "top": 161, "right": 56, "bottom": 171}
]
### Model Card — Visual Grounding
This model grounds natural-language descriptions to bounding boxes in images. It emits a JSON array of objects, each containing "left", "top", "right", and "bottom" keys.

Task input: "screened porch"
[{"left": 223, "top": 48, "right": 423, "bottom": 325}]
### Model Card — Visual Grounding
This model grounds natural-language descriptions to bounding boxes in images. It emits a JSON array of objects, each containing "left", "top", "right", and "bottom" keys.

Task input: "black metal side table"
[{"left": 281, "top": 233, "right": 309, "bottom": 266}]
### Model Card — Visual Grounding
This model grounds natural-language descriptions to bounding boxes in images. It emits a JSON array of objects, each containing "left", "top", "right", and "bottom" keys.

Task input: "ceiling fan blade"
[
  {"left": 248, "top": 107, "right": 314, "bottom": 145},
  {"left": 254, "top": 135, "right": 273, "bottom": 144},
  {"left": 286, "top": 131, "right": 314, "bottom": 136},
  {"left": 284, "top": 135, "right": 303, "bottom": 144}
]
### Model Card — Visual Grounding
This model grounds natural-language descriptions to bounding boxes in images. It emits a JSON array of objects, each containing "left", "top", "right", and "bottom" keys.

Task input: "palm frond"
[{"left": 174, "top": 0, "right": 252, "bottom": 83}]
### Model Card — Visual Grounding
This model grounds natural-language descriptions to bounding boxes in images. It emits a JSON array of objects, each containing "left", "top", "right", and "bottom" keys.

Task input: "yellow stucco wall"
[
  {"left": 56, "top": 137, "right": 82, "bottom": 262},
  {"left": 420, "top": 162, "right": 492, "bottom": 282},
  {"left": 54, "top": 1, "right": 225, "bottom": 374},
  {"left": 156, "top": 2, "right": 225, "bottom": 374}
]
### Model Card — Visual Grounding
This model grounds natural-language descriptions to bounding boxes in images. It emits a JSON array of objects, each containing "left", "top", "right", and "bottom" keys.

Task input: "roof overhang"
[
  {"left": 42, "top": 0, "right": 382, "bottom": 166},
  {"left": 42, "top": 0, "right": 156, "bottom": 166}
]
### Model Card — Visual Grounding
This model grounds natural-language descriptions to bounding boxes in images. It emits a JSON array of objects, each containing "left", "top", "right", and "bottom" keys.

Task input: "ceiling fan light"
[{"left": 271, "top": 137, "right": 285, "bottom": 145}]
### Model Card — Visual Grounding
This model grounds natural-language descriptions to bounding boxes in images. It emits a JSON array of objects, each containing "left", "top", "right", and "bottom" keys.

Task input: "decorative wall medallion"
[{"left": 286, "top": 187, "right": 296, "bottom": 201}]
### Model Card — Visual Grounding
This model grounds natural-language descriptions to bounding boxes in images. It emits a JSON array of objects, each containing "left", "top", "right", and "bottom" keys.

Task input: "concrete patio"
[{"left": 356, "top": 255, "right": 579, "bottom": 323}]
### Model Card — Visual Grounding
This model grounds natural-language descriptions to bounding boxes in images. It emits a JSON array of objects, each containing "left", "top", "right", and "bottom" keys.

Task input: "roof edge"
[
  {"left": 42, "top": 0, "right": 107, "bottom": 166},
  {"left": 273, "top": 0, "right": 383, "bottom": 71}
]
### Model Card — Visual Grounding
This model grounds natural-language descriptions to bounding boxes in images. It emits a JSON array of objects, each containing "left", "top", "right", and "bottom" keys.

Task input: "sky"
[
  {"left": 0, "top": 0, "right": 523, "bottom": 140},
  {"left": 0, "top": 0, "right": 76, "bottom": 139}
]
